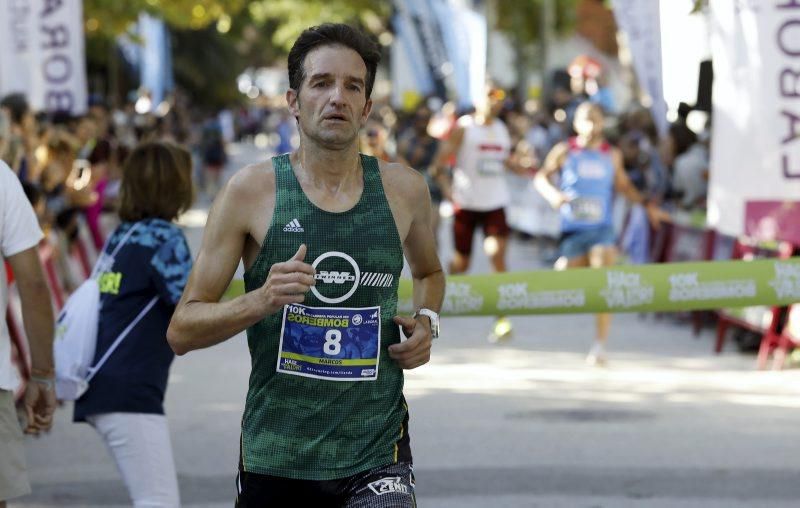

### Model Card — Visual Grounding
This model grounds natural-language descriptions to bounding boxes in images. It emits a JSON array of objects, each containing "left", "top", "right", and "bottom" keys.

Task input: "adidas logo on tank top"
[{"left": 283, "top": 218, "right": 304, "bottom": 232}]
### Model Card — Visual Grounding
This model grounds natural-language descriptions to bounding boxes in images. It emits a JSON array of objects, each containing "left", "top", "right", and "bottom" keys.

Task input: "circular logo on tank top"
[
  {"left": 310, "top": 251, "right": 396, "bottom": 304},
  {"left": 311, "top": 251, "right": 361, "bottom": 304}
]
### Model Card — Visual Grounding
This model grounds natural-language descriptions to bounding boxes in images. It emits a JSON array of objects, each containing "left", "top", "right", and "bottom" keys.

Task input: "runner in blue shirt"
[{"left": 535, "top": 103, "right": 669, "bottom": 365}]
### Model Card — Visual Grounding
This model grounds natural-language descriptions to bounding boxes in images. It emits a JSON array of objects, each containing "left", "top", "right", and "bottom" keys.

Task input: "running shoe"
[
  {"left": 488, "top": 316, "right": 513, "bottom": 343},
  {"left": 586, "top": 342, "right": 607, "bottom": 366}
]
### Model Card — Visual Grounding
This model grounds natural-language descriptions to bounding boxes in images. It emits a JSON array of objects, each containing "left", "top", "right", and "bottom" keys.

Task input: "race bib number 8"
[{"left": 277, "top": 304, "right": 381, "bottom": 381}]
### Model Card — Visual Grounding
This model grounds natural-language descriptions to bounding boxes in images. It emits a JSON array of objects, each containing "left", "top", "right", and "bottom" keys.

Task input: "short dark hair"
[
  {"left": 288, "top": 23, "right": 381, "bottom": 99},
  {"left": 1, "top": 93, "right": 29, "bottom": 124},
  {"left": 118, "top": 141, "right": 193, "bottom": 222}
]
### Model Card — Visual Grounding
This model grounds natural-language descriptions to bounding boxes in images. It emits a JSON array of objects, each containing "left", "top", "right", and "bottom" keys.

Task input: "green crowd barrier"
[{"left": 224, "top": 258, "right": 800, "bottom": 316}]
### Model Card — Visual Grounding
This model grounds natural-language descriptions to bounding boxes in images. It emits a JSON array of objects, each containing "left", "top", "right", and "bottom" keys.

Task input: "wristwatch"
[{"left": 413, "top": 308, "right": 440, "bottom": 339}]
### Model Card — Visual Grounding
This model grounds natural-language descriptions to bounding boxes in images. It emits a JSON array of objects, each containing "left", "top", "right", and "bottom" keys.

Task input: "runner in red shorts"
[{"left": 432, "top": 85, "right": 528, "bottom": 342}]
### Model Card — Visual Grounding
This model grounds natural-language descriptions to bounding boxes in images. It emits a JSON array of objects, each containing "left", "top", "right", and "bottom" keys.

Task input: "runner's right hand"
[{"left": 259, "top": 244, "right": 315, "bottom": 314}]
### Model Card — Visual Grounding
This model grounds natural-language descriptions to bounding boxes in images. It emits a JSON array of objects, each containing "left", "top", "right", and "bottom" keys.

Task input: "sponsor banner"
[
  {"left": 227, "top": 258, "right": 800, "bottom": 316},
  {"left": 0, "top": 0, "right": 34, "bottom": 96},
  {"left": 0, "top": 0, "right": 89, "bottom": 115},
  {"left": 398, "top": 258, "right": 800, "bottom": 316},
  {"left": 708, "top": 1, "right": 800, "bottom": 243}
]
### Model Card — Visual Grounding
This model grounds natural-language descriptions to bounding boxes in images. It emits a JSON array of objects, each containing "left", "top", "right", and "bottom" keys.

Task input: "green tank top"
[{"left": 241, "top": 153, "right": 407, "bottom": 480}]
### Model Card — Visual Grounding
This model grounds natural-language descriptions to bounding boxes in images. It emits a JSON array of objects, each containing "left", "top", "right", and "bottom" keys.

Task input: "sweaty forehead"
[{"left": 303, "top": 44, "right": 367, "bottom": 81}]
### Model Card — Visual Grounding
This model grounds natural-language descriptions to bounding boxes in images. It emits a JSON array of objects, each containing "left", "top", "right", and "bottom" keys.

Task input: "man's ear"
[
  {"left": 360, "top": 98, "right": 373, "bottom": 126},
  {"left": 286, "top": 89, "right": 300, "bottom": 118}
]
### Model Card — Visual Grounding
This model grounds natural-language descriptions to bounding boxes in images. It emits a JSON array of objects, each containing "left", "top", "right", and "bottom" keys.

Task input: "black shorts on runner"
[{"left": 234, "top": 461, "right": 416, "bottom": 507}]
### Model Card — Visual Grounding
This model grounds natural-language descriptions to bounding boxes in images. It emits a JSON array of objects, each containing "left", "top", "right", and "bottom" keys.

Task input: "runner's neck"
[
  {"left": 291, "top": 149, "right": 363, "bottom": 194},
  {"left": 575, "top": 134, "right": 604, "bottom": 150}
]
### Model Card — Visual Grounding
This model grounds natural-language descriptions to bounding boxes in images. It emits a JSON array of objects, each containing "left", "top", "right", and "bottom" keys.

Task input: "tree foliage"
[
  {"left": 83, "top": 0, "right": 247, "bottom": 37},
  {"left": 246, "top": 0, "right": 391, "bottom": 52},
  {"left": 494, "top": 0, "right": 581, "bottom": 46}
]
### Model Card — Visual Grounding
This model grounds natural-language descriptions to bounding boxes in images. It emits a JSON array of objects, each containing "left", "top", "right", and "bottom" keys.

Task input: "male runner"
[
  {"left": 535, "top": 102, "right": 667, "bottom": 365},
  {"left": 167, "top": 24, "right": 445, "bottom": 507},
  {"left": 432, "top": 86, "right": 525, "bottom": 342}
]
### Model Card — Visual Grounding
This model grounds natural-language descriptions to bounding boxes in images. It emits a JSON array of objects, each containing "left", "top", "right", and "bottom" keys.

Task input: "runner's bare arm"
[
  {"left": 386, "top": 167, "right": 445, "bottom": 369},
  {"left": 534, "top": 141, "right": 570, "bottom": 209},
  {"left": 167, "top": 166, "right": 316, "bottom": 355}
]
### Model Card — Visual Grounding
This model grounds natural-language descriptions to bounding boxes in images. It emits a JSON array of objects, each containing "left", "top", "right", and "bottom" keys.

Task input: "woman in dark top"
[{"left": 74, "top": 141, "right": 193, "bottom": 507}]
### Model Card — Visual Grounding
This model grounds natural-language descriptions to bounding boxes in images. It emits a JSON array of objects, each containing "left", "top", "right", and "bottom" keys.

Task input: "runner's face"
[
  {"left": 574, "top": 106, "right": 604, "bottom": 138},
  {"left": 287, "top": 45, "right": 372, "bottom": 149}
]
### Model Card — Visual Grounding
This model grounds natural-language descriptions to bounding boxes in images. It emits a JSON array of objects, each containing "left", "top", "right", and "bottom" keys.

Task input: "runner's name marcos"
[{"left": 277, "top": 304, "right": 381, "bottom": 381}]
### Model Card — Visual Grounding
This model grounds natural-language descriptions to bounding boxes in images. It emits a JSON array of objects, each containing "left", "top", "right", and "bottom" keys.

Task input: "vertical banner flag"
[
  {"left": 391, "top": 0, "right": 487, "bottom": 111},
  {"left": 708, "top": 0, "right": 800, "bottom": 245},
  {"left": 391, "top": 1, "right": 436, "bottom": 110},
  {"left": 29, "top": 0, "right": 87, "bottom": 115},
  {"left": 0, "top": 1, "right": 34, "bottom": 96},
  {"left": 432, "top": 0, "right": 486, "bottom": 111},
  {"left": 0, "top": 0, "right": 87, "bottom": 115},
  {"left": 611, "top": 0, "right": 668, "bottom": 136},
  {"left": 139, "top": 13, "right": 174, "bottom": 110}
]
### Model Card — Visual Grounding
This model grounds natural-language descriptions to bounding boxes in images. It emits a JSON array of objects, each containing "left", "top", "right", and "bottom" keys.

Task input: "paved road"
[{"left": 13, "top": 144, "right": 800, "bottom": 507}]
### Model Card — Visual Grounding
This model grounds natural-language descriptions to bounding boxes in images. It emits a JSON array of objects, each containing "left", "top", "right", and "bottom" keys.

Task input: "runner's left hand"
[{"left": 389, "top": 315, "right": 432, "bottom": 369}]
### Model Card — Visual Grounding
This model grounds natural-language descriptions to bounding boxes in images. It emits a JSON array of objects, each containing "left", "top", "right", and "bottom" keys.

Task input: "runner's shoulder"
[
  {"left": 378, "top": 160, "right": 428, "bottom": 199},
  {"left": 221, "top": 160, "right": 277, "bottom": 205},
  {"left": 551, "top": 140, "right": 571, "bottom": 156}
]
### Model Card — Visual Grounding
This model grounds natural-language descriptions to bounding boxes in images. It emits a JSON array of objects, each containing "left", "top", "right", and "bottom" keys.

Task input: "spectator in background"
[
  {"left": 200, "top": 118, "right": 227, "bottom": 196},
  {"left": 40, "top": 134, "right": 97, "bottom": 239},
  {"left": 526, "top": 111, "right": 556, "bottom": 162},
  {"left": 275, "top": 109, "right": 298, "bottom": 155},
  {"left": 620, "top": 130, "right": 661, "bottom": 197},
  {"left": 397, "top": 105, "right": 442, "bottom": 243},
  {"left": 39, "top": 135, "right": 96, "bottom": 241},
  {"left": 661, "top": 122, "right": 698, "bottom": 207},
  {"left": 76, "top": 114, "right": 114, "bottom": 249},
  {"left": 360, "top": 119, "right": 393, "bottom": 161},
  {"left": 0, "top": 93, "right": 38, "bottom": 181},
  {"left": 73, "top": 141, "right": 193, "bottom": 508},
  {"left": 671, "top": 129, "right": 709, "bottom": 211},
  {"left": 0, "top": 160, "right": 56, "bottom": 505}
]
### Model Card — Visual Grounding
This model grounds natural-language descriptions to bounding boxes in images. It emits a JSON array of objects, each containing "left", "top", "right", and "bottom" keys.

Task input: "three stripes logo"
[
  {"left": 360, "top": 272, "right": 394, "bottom": 288},
  {"left": 283, "top": 218, "right": 304, "bottom": 232}
]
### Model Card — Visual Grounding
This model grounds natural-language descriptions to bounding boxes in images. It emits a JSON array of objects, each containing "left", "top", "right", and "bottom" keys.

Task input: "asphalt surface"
[{"left": 12, "top": 143, "right": 800, "bottom": 507}]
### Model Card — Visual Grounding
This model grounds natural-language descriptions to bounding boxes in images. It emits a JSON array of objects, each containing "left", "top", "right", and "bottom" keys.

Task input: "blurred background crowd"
[
  {"left": 1, "top": 0, "right": 789, "bottom": 357},
  {"left": 0, "top": 54, "right": 710, "bottom": 292}
]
